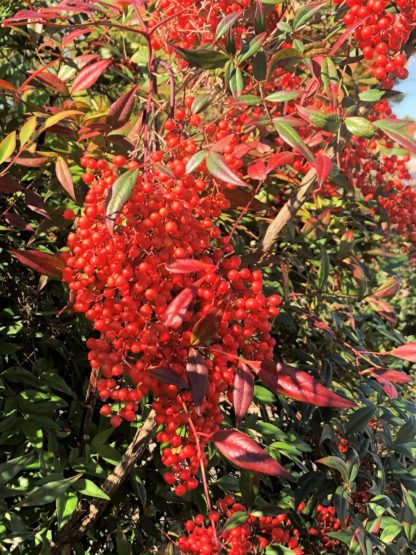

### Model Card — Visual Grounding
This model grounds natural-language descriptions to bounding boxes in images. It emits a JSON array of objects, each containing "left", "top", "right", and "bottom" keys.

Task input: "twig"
[{"left": 51, "top": 410, "right": 156, "bottom": 554}]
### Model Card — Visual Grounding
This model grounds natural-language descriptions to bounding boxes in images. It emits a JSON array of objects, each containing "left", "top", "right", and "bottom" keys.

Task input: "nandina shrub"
[{"left": 0, "top": 1, "right": 416, "bottom": 554}]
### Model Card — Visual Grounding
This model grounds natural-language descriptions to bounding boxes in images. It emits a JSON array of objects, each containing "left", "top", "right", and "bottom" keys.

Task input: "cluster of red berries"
[
  {"left": 177, "top": 496, "right": 303, "bottom": 555},
  {"left": 63, "top": 142, "right": 281, "bottom": 495},
  {"left": 338, "top": 0, "right": 415, "bottom": 87},
  {"left": 308, "top": 503, "right": 344, "bottom": 552}
]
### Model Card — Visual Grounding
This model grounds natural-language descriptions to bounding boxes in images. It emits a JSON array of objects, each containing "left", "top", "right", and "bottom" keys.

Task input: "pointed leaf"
[
  {"left": 233, "top": 361, "right": 254, "bottom": 425},
  {"left": 55, "top": 157, "right": 76, "bottom": 200},
  {"left": 371, "top": 368, "right": 411, "bottom": 384},
  {"left": 359, "top": 89, "right": 385, "bottom": 102},
  {"left": 170, "top": 46, "right": 228, "bottom": 70},
  {"left": 72, "top": 479, "right": 110, "bottom": 500},
  {"left": 185, "top": 151, "right": 207, "bottom": 174},
  {"left": 266, "top": 151, "right": 295, "bottom": 172},
  {"left": 19, "top": 474, "right": 82, "bottom": 507},
  {"left": 206, "top": 152, "right": 247, "bottom": 187},
  {"left": 72, "top": 59, "right": 112, "bottom": 92},
  {"left": 212, "top": 430, "right": 292, "bottom": 478},
  {"left": 191, "top": 302, "right": 226, "bottom": 345},
  {"left": 273, "top": 121, "right": 314, "bottom": 161},
  {"left": 165, "top": 259, "right": 216, "bottom": 274},
  {"left": 293, "top": 0, "right": 326, "bottom": 30},
  {"left": 0, "top": 131, "right": 16, "bottom": 165},
  {"left": 107, "top": 85, "right": 138, "bottom": 129},
  {"left": 389, "top": 342, "right": 416, "bottom": 363},
  {"left": 186, "top": 347, "right": 209, "bottom": 407},
  {"left": 245, "top": 360, "right": 355, "bottom": 408},
  {"left": 150, "top": 367, "right": 189, "bottom": 389},
  {"left": 373, "top": 276, "right": 400, "bottom": 298},
  {"left": 19, "top": 116, "right": 37, "bottom": 147},
  {"left": 106, "top": 169, "right": 139, "bottom": 233},
  {"left": 315, "top": 153, "right": 332, "bottom": 186},
  {"left": 317, "top": 456, "right": 349, "bottom": 483},
  {"left": 10, "top": 249, "right": 65, "bottom": 278},
  {"left": 43, "top": 110, "right": 83, "bottom": 130},
  {"left": 164, "top": 278, "right": 204, "bottom": 329},
  {"left": 297, "top": 106, "right": 340, "bottom": 133},
  {"left": 345, "top": 117, "right": 375, "bottom": 138},
  {"left": 216, "top": 10, "right": 244, "bottom": 39},
  {"left": 238, "top": 32, "right": 267, "bottom": 63},
  {"left": 266, "top": 90, "right": 302, "bottom": 102},
  {"left": 34, "top": 70, "right": 68, "bottom": 93},
  {"left": 374, "top": 119, "right": 416, "bottom": 156}
]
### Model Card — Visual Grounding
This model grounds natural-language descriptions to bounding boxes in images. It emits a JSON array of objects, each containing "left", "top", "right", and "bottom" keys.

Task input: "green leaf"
[
  {"left": 380, "top": 523, "right": 402, "bottom": 543},
  {"left": 191, "top": 94, "right": 211, "bottom": 114},
  {"left": 402, "top": 486, "right": 416, "bottom": 542},
  {"left": 0, "top": 131, "right": 16, "bottom": 164},
  {"left": 254, "top": 385, "right": 275, "bottom": 403},
  {"left": 106, "top": 169, "right": 139, "bottom": 233},
  {"left": 318, "top": 244, "right": 330, "bottom": 290},
  {"left": 346, "top": 405, "right": 375, "bottom": 434},
  {"left": 170, "top": 46, "right": 228, "bottom": 70},
  {"left": 266, "top": 90, "right": 302, "bottom": 102},
  {"left": 233, "top": 95, "right": 261, "bottom": 105},
  {"left": 229, "top": 67, "right": 243, "bottom": 98},
  {"left": 72, "top": 478, "right": 110, "bottom": 500},
  {"left": 206, "top": 152, "right": 247, "bottom": 187},
  {"left": 0, "top": 452, "right": 35, "bottom": 485},
  {"left": 19, "top": 474, "right": 82, "bottom": 507},
  {"left": 221, "top": 511, "right": 250, "bottom": 532},
  {"left": 215, "top": 10, "right": 243, "bottom": 40},
  {"left": 373, "top": 119, "right": 416, "bottom": 156},
  {"left": 19, "top": 116, "right": 37, "bottom": 147},
  {"left": 345, "top": 117, "right": 375, "bottom": 138},
  {"left": 268, "top": 48, "right": 302, "bottom": 77},
  {"left": 317, "top": 456, "right": 349, "bottom": 482},
  {"left": 274, "top": 120, "right": 314, "bottom": 161},
  {"left": 297, "top": 105, "right": 340, "bottom": 133},
  {"left": 116, "top": 528, "right": 133, "bottom": 555},
  {"left": 185, "top": 151, "right": 207, "bottom": 174},
  {"left": 359, "top": 89, "right": 385, "bottom": 102},
  {"left": 253, "top": 51, "right": 267, "bottom": 81},
  {"left": 238, "top": 32, "right": 267, "bottom": 63},
  {"left": 293, "top": 1, "right": 326, "bottom": 31},
  {"left": 321, "top": 57, "right": 338, "bottom": 93}
]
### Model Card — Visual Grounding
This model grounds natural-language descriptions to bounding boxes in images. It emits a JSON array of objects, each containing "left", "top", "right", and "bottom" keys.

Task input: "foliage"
[{"left": 0, "top": 0, "right": 416, "bottom": 554}]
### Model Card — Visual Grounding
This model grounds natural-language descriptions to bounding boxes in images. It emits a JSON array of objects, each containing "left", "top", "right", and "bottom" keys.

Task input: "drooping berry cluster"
[
  {"left": 63, "top": 151, "right": 280, "bottom": 496},
  {"left": 338, "top": 0, "right": 415, "bottom": 87}
]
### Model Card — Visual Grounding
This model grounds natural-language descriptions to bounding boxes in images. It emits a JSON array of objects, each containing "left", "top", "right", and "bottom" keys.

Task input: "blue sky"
[{"left": 391, "top": 55, "right": 416, "bottom": 119}]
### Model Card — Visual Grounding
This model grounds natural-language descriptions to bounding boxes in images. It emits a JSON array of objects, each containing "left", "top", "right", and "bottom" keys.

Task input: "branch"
[
  {"left": 51, "top": 410, "right": 156, "bottom": 554},
  {"left": 258, "top": 168, "right": 316, "bottom": 254}
]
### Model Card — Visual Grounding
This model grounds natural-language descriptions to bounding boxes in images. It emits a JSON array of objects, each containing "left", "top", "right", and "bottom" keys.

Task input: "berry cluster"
[
  {"left": 308, "top": 504, "right": 344, "bottom": 552},
  {"left": 63, "top": 150, "right": 280, "bottom": 495},
  {"left": 177, "top": 496, "right": 303, "bottom": 555},
  {"left": 339, "top": 0, "right": 415, "bottom": 87}
]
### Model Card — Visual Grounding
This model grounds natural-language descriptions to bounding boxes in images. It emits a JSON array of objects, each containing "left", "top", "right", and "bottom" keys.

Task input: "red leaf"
[
  {"left": 0, "top": 175, "right": 21, "bottom": 194},
  {"left": 4, "top": 213, "right": 32, "bottom": 231},
  {"left": 72, "top": 59, "right": 112, "bottom": 92},
  {"left": 165, "top": 259, "right": 216, "bottom": 274},
  {"left": 107, "top": 85, "right": 138, "bottom": 129},
  {"left": 370, "top": 368, "right": 412, "bottom": 383},
  {"left": 266, "top": 151, "right": 295, "bottom": 173},
  {"left": 14, "top": 155, "right": 49, "bottom": 167},
  {"left": 315, "top": 153, "right": 332, "bottom": 186},
  {"left": 233, "top": 361, "right": 254, "bottom": 425},
  {"left": 191, "top": 301, "right": 226, "bottom": 345},
  {"left": 389, "top": 342, "right": 416, "bottom": 363},
  {"left": 10, "top": 249, "right": 65, "bottom": 278},
  {"left": 31, "top": 70, "right": 68, "bottom": 94},
  {"left": 247, "top": 160, "right": 267, "bottom": 181},
  {"left": 245, "top": 360, "right": 355, "bottom": 408},
  {"left": 61, "top": 28, "right": 94, "bottom": 47},
  {"left": 55, "top": 157, "right": 76, "bottom": 200},
  {"left": 373, "top": 276, "right": 400, "bottom": 298},
  {"left": 25, "top": 190, "right": 50, "bottom": 219},
  {"left": 212, "top": 430, "right": 292, "bottom": 479},
  {"left": 377, "top": 377, "right": 398, "bottom": 399},
  {"left": 0, "top": 79, "right": 17, "bottom": 93},
  {"left": 186, "top": 347, "right": 209, "bottom": 408},
  {"left": 164, "top": 277, "right": 205, "bottom": 329},
  {"left": 150, "top": 367, "right": 188, "bottom": 389}
]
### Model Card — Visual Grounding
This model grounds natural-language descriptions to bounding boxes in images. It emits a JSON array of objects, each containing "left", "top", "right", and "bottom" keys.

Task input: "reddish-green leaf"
[
  {"left": 215, "top": 10, "right": 243, "bottom": 39},
  {"left": 106, "top": 169, "right": 139, "bottom": 233},
  {"left": 186, "top": 347, "right": 209, "bottom": 408},
  {"left": 389, "top": 342, "right": 416, "bottom": 363},
  {"left": 10, "top": 249, "right": 65, "bottom": 278},
  {"left": 373, "top": 276, "right": 400, "bottom": 298},
  {"left": 206, "top": 152, "right": 247, "bottom": 187},
  {"left": 72, "top": 59, "right": 112, "bottom": 92},
  {"left": 170, "top": 46, "right": 228, "bottom": 70},
  {"left": 191, "top": 302, "right": 226, "bottom": 345},
  {"left": 55, "top": 157, "right": 75, "bottom": 200},
  {"left": 150, "top": 367, "right": 188, "bottom": 389},
  {"left": 315, "top": 153, "right": 332, "bottom": 186},
  {"left": 185, "top": 151, "right": 207, "bottom": 174},
  {"left": 165, "top": 259, "right": 216, "bottom": 274},
  {"left": 0, "top": 131, "right": 16, "bottom": 165},
  {"left": 107, "top": 85, "right": 138, "bottom": 129},
  {"left": 273, "top": 121, "right": 314, "bottom": 161},
  {"left": 245, "top": 360, "right": 355, "bottom": 408},
  {"left": 33, "top": 70, "right": 68, "bottom": 93},
  {"left": 233, "top": 362, "right": 254, "bottom": 425},
  {"left": 374, "top": 119, "right": 416, "bottom": 156},
  {"left": 212, "top": 430, "right": 292, "bottom": 479},
  {"left": 297, "top": 105, "right": 340, "bottom": 133}
]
